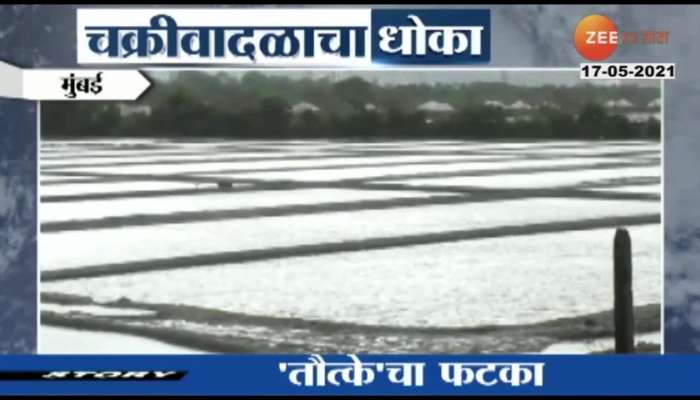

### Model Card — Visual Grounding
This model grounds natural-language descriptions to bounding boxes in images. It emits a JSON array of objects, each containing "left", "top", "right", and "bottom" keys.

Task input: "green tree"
[
  {"left": 578, "top": 102, "right": 607, "bottom": 125},
  {"left": 333, "top": 77, "right": 373, "bottom": 112},
  {"left": 258, "top": 96, "right": 291, "bottom": 137}
]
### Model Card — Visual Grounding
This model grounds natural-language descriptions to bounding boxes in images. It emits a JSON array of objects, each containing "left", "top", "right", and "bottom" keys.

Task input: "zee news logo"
[
  {"left": 574, "top": 14, "right": 670, "bottom": 61},
  {"left": 0, "top": 370, "right": 187, "bottom": 380}
]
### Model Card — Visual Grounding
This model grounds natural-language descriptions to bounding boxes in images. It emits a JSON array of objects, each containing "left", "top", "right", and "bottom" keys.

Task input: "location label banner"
[{"left": 0, "top": 61, "right": 151, "bottom": 101}]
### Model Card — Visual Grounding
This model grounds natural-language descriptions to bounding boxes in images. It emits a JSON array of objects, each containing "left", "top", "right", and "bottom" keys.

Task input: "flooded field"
[{"left": 39, "top": 139, "right": 662, "bottom": 354}]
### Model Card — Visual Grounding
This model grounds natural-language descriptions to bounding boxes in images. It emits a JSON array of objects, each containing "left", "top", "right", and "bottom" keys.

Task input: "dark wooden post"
[{"left": 614, "top": 228, "right": 634, "bottom": 353}]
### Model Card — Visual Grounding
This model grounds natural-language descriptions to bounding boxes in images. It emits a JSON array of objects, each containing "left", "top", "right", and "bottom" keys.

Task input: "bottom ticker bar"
[{"left": 0, "top": 354, "right": 697, "bottom": 396}]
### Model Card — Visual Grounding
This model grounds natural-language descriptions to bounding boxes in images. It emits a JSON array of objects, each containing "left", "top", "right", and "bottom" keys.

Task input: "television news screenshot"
[{"left": 0, "top": 3, "right": 696, "bottom": 397}]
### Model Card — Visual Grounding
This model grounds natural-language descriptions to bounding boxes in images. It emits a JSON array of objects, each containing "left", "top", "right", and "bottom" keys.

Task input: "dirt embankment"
[{"left": 42, "top": 292, "right": 660, "bottom": 354}]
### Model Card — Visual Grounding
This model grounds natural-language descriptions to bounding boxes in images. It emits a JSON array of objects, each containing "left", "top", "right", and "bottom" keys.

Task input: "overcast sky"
[{"left": 151, "top": 69, "right": 660, "bottom": 88}]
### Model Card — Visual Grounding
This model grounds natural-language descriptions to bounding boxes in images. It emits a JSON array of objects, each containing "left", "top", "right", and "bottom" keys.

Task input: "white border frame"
[{"left": 34, "top": 67, "right": 665, "bottom": 355}]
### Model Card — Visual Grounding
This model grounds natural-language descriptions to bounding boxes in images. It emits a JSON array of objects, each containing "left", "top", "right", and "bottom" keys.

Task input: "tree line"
[{"left": 42, "top": 71, "right": 660, "bottom": 140}]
